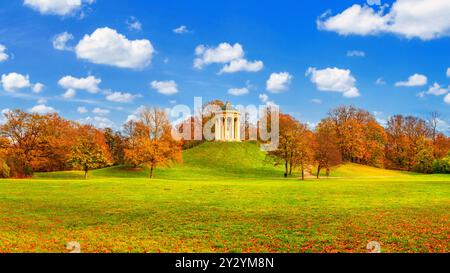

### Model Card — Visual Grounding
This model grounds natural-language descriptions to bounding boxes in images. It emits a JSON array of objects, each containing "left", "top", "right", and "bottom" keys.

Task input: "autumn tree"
[
  {"left": 314, "top": 118, "right": 342, "bottom": 178},
  {"left": 433, "top": 133, "right": 450, "bottom": 159},
  {"left": 266, "top": 113, "right": 313, "bottom": 179},
  {"left": 329, "top": 106, "right": 386, "bottom": 167},
  {"left": 124, "top": 107, "right": 182, "bottom": 179},
  {"left": 70, "top": 125, "right": 111, "bottom": 179},
  {"left": 0, "top": 110, "right": 47, "bottom": 176},
  {"left": 104, "top": 128, "right": 125, "bottom": 165},
  {"left": 413, "top": 136, "right": 434, "bottom": 174},
  {"left": 292, "top": 126, "right": 315, "bottom": 180}
]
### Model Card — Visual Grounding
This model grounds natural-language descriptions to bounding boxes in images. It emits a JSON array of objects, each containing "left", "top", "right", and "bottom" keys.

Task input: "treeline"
[
  {"left": 0, "top": 107, "right": 182, "bottom": 179},
  {"left": 267, "top": 106, "right": 450, "bottom": 179},
  {"left": 1, "top": 105, "right": 449, "bottom": 179}
]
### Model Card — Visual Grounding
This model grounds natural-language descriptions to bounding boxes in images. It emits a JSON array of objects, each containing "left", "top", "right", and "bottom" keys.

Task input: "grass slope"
[{"left": 1, "top": 142, "right": 449, "bottom": 253}]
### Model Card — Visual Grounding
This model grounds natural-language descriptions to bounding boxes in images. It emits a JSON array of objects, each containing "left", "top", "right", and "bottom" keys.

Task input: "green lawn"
[{"left": 0, "top": 142, "right": 449, "bottom": 253}]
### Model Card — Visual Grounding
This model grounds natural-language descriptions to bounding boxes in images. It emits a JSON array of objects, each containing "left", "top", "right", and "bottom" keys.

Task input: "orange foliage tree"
[
  {"left": 69, "top": 125, "right": 112, "bottom": 179},
  {"left": 124, "top": 107, "right": 182, "bottom": 179}
]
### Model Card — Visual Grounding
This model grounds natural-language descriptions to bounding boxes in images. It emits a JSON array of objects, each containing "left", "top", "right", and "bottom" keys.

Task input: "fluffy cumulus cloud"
[
  {"left": 53, "top": 32, "right": 74, "bottom": 51},
  {"left": 126, "top": 16, "right": 142, "bottom": 31},
  {"left": 151, "top": 80, "right": 178, "bottom": 95},
  {"left": 75, "top": 27, "right": 154, "bottom": 69},
  {"left": 58, "top": 75, "right": 101, "bottom": 94},
  {"left": 425, "top": 83, "right": 449, "bottom": 96},
  {"left": 445, "top": 94, "right": 450, "bottom": 105},
  {"left": 1, "top": 72, "right": 31, "bottom": 92},
  {"left": 194, "top": 42, "right": 263, "bottom": 73},
  {"left": 105, "top": 91, "right": 138, "bottom": 103},
  {"left": 228, "top": 87, "right": 249, "bottom": 96},
  {"left": 173, "top": 25, "right": 189, "bottom": 34},
  {"left": 306, "top": 67, "right": 360, "bottom": 98},
  {"left": 395, "top": 73, "right": 427, "bottom": 87},
  {"left": 62, "top": 89, "right": 76, "bottom": 99},
  {"left": 318, "top": 0, "right": 450, "bottom": 40},
  {"left": 32, "top": 82, "right": 45, "bottom": 93},
  {"left": 220, "top": 59, "right": 264, "bottom": 74},
  {"left": 23, "top": 0, "right": 95, "bottom": 16},
  {"left": 29, "top": 104, "right": 57, "bottom": 114},
  {"left": 0, "top": 44, "right": 9, "bottom": 62},
  {"left": 266, "top": 72, "right": 293, "bottom": 93}
]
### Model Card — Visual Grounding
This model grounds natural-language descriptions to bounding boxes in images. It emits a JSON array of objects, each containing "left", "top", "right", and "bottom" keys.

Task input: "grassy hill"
[
  {"left": 46, "top": 141, "right": 283, "bottom": 180},
  {"left": 36, "top": 141, "right": 424, "bottom": 181}
]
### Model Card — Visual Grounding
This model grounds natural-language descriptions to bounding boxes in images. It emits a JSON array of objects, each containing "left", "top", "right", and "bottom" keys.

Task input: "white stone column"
[
  {"left": 215, "top": 117, "right": 220, "bottom": 141},
  {"left": 237, "top": 115, "right": 241, "bottom": 141},
  {"left": 224, "top": 115, "right": 228, "bottom": 141}
]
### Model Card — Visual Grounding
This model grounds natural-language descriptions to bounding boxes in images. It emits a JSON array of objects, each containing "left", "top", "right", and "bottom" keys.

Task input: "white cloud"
[
  {"left": 376, "top": 77, "right": 387, "bottom": 85},
  {"left": 444, "top": 94, "right": 450, "bottom": 105},
  {"left": 194, "top": 43, "right": 244, "bottom": 69},
  {"left": 29, "top": 104, "right": 57, "bottom": 114},
  {"left": 75, "top": 27, "right": 154, "bottom": 69},
  {"left": 1, "top": 72, "right": 31, "bottom": 92},
  {"left": 173, "top": 25, "right": 189, "bottom": 34},
  {"left": 151, "top": 80, "right": 178, "bottom": 95},
  {"left": 259, "top": 94, "right": 269, "bottom": 103},
  {"left": 447, "top": 68, "right": 450, "bottom": 77},
  {"left": 395, "top": 73, "right": 428, "bottom": 87},
  {"left": 37, "top": 98, "right": 47, "bottom": 104},
  {"left": 347, "top": 50, "right": 366, "bottom": 57},
  {"left": 106, "top": 91, "right": 138, "bottom": 103},
  {"left": 62, "top": 88, "right": 76, "bottom": 99},
  {"left": 32, "top": 82, "right": 44, "bottom": 93},
  {"left": 318, "top": 0, "right": 450, "bottom": 40},
  {"left": 23, "top": 0, "right": 95, "bottom": 16},
  {"left": 126, "top": 16, "right": 142, "bottom": 32},
  {"left": 425, "top": 83, "right": 449, "bottom": 96},
  {"left": 194, "top": 42, "right": 263, "bottom": 74},
  {"left": 220, "top": 59, "right": 263, "bottom": 74},
  {"left": 266, "top": 72, "right": 293, "bottom": 93},
  {"left": 58, "top": 75, "right": 101, "bottom": 93},
  {"left": 312, "top": 99, "right": 322, "bottom": 104},
  {"left": 228, "top": 87, "right": 249, "bottom": 96},
  {"left": 77, "top": 106, "right": 88, "bottom": 114},
  {"left": 79, "top": 116, "right": 115, "bottom": 129},
  {"left": 92, "top": 107, "right": 110, "bottom": 116},
  {"left": 53, "top": 32, "right": 74, "bottom": 51},
  {"left": 306, "top": 67, "right": 360, "bottom": 98},
  {"left": 0, "top": 44, "right": 9, "bottom": 62}
]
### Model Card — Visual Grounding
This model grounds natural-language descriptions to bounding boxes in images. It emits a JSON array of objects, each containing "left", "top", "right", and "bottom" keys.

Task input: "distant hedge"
[{"left": 432, "top": 156, "right": 450, "bottom": 174}]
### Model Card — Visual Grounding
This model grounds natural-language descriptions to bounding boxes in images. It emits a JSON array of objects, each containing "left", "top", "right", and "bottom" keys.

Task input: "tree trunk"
[
  {"left": 149, "top": 165, "right": 154, "bottom": 179},
  {"left": 317, "top": 165, "right": 321, "bottom": 179},
  {"left": 289, "top": 162, "right": 293, "bottom": 176},
  {"left": 301, "top": 164, "right": 305, "bottom": 181},
  {"left": 84, "top": 169, "right": 88, "bottom": 180},
  {"left": 284, "top": 161, "right": 288, "bottom": 178}
]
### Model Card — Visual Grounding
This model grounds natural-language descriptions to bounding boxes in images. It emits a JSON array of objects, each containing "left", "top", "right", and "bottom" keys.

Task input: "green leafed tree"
[{"left": 70, "top": 125, "right": 111, "bottom": 179}]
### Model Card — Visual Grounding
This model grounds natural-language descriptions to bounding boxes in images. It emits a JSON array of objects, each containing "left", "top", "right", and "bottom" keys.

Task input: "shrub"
[
  {"left": 0, "top": 159, "right": 10, "bottom": 178},
  {"left": 432, "top": 156, "right": 450, "bottom": 174}
]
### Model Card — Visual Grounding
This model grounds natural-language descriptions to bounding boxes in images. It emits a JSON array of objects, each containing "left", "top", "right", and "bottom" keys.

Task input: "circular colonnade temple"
[{"left": 214, "top": 102, "right": 241, "bottom": 142}]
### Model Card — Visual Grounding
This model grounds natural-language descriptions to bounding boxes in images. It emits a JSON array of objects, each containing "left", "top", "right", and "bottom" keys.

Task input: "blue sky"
[{"left": 0, "top": 0, "right": 449, "bottom": 131}]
